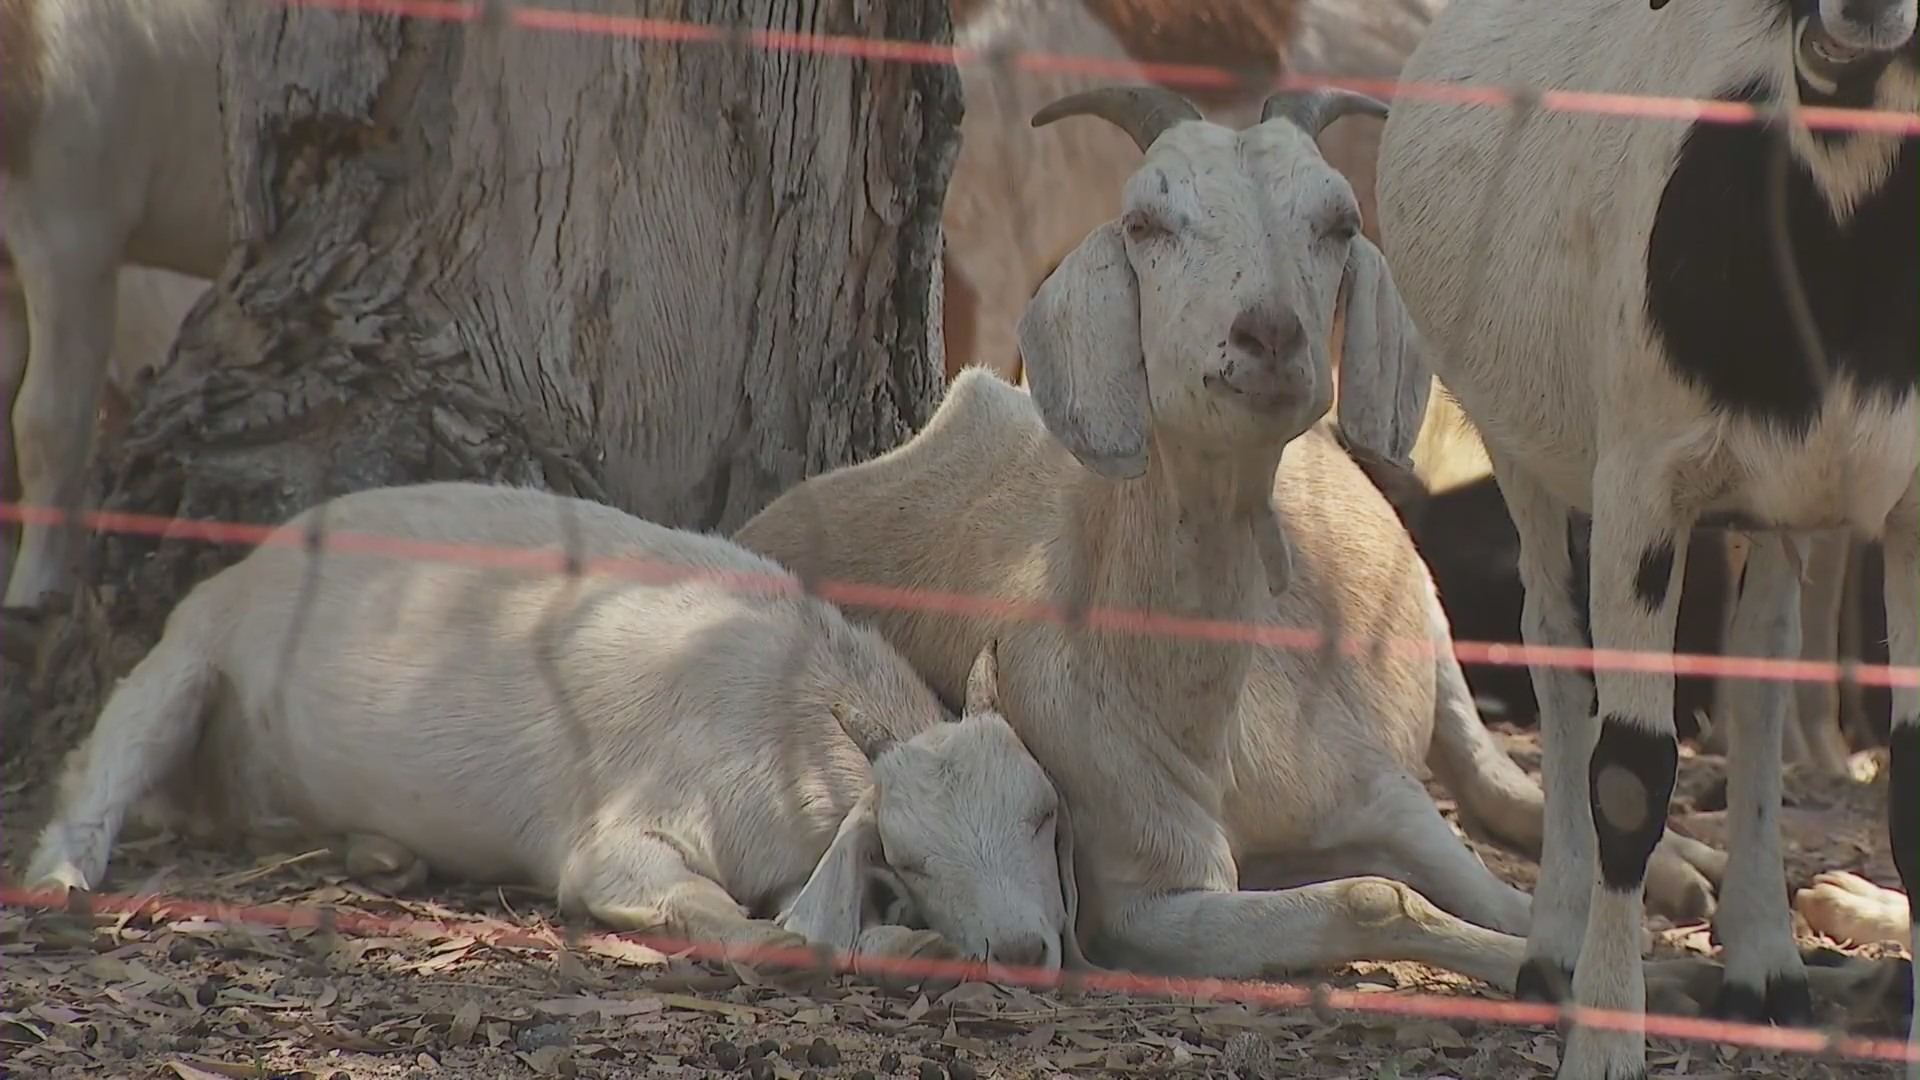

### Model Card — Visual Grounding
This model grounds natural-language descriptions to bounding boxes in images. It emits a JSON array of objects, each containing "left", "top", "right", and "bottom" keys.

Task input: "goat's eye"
[
  {"left": 894, "top": 860, "right": 928, "bottom": 878},
  {"left": 1122, "top": 209, "right": 1166, "bottom": 242}
]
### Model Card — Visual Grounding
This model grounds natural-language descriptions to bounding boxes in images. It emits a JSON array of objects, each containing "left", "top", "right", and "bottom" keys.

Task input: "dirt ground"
[{"left": 3, "top": 646, "right": 1912, "bottom": 1079}]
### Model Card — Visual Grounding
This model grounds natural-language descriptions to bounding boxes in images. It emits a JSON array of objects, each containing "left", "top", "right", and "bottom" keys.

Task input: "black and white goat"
[{"left": 1376, "top": 0, "right": 1915, "bottom": 1077}]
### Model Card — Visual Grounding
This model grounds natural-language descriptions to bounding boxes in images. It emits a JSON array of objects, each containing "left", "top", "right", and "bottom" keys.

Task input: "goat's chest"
[{"left": 1642, "top": 81, "right": 1917, "bottom": 439}]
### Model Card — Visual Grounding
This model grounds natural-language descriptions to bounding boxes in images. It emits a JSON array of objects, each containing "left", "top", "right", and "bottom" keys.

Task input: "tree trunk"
[{"left": 23, "top": 1, "right": 960, "bottom": 765}]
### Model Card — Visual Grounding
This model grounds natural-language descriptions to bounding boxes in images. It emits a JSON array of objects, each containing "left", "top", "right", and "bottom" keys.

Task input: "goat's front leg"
[
  {"left": 1492, "top": 455, "right": 1611, "bottom": 1005},
  {"left": 1558, "top": 462, "right": 1694, "bottom": 1080},
  {"left": 1098, "top": 877, "right": 1718, "bottom": 1016},
  {"left": 1296, "top": 763, "right": 1534, "bottom": 937},
  {"left": 3, "top": 239, "right": 120, "bottom": 611},
  {"left": 558, "top": 828, "right": 814, "bottom": 976},
  {"left": 1706, "top": 533, "right": 1809, "bottom": 1024},
  {"left": 1881, "top": 488, "right": 1919, "bottom": 1080},
  {"left": 1102, "top": 875, "right": 1528, "bottom": 990}
]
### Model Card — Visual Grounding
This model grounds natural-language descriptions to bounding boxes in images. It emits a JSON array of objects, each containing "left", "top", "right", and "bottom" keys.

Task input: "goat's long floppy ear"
[
  {"left": 1019, "top": 221, "right": 1151, "bottom": 480},
  {"left": 1334, "top": 236, "right": 1431, "bottom": 471},
  {"left": 1052, "top": 794, "right": 1098, "bottom": 971},
  {"left": 776, "top": 787, "right": 881, "bottom": 954}
]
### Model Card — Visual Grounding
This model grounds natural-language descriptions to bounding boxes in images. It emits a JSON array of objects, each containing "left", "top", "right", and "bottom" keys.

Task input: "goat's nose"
[
  {"left": 1229, "top": 307, "right": 1305, "bottom": 363},
  {"left": 989, "top": 932, "right": 1053, "bottom": 969}
]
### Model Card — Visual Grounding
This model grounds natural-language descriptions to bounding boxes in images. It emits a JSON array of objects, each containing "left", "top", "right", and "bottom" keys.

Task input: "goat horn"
[
  {"left": 1031, "top": 86, "right": 1202, "bottom": 153},
  {"left": 1259, "top": 87, "right": 1390, "bottom": 139}
]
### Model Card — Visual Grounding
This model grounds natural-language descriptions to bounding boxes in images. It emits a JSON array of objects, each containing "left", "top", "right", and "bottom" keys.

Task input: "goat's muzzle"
[
  {"left": 1208, "top": 307, "right": 1315, "bottom": 412},
  {"left": 1811, "top": 0, "right": 1917, "bottom": 54}
]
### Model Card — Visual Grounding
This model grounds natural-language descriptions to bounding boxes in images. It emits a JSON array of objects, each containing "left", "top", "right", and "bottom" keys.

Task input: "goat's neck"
[{"left": 1060, "top": 433, "right": 1280, "bottom": 759}]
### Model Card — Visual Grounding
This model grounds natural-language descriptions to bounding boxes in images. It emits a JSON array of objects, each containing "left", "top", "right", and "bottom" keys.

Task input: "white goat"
[
  {"left": 0, "top": 0, "right": 227, "bottom": 610},
  {"left": 734, "top": 84, "right": 1725, "bottom": 998},
  {"left": 26, "top": 482, "right": 1089, "bottom": 976},
  {"left": 1377, "top": 0, "right": 1917, "bottom": 1073}
]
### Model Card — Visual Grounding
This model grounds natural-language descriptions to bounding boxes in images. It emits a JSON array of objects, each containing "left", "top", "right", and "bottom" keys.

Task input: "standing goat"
[
  {"left": 735, "top": 85, "right": 1722, "bottom": 999},
  {"left": 1377, "top": 0, "right": 1916, "bottom": 1075},
  {"left": 27, "top": 482, "right": 1088, "bottom": 976},
  {"left": 0, "top": 0, "right": 227, "bottom": 610}
]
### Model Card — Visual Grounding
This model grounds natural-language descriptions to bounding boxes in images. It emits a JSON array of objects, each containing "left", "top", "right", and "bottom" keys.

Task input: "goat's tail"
[
  {"left": 24, "top": 621, "right": 219, "bottom": 893},
  {"left": 1420, "top": 571, "right": 1546, "bottom": 859}
]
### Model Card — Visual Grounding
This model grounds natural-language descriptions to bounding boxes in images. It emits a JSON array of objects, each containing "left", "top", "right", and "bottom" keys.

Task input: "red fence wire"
[
  {"left": 5, "top": 0, "right": 1916, "bottom": 1073},
  {"left": 6, "top": 500, "right": 1915, "bottom": 690},
  {"left": 277, "top": 0, "right": 1920, "bottom": 136}
]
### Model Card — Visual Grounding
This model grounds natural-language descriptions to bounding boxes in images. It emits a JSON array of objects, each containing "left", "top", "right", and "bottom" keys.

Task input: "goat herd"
[{"left": 5, "top": 0, "right": 1917, "bottom": 1078}]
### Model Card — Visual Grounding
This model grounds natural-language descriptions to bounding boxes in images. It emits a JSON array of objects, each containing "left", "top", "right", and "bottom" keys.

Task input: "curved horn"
[
  {"left": 1259, "top": 87, "right": 1391, "bottom": 139},
  {"left": 1031, "top": 86, "right": 1203, "bottom": 153}
]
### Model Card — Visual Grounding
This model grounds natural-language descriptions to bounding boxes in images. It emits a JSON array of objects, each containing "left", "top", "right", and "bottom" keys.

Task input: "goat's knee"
[
  {"left": 1336, "top": 876, "right": 1450, "bottom": 934},
  {"left": 1589, "top": 717, "right": 1677, "bottom": 893}
]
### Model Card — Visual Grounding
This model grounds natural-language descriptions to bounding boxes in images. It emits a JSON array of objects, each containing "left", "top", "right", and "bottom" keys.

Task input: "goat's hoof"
[
  {"left": 342, "top": 834, "right": 419, "bottom": 879},
  {"left": 1794, "top": 871, "right": 1910, "bottom": 947},
  {"left": 1709, "top": 971, "right": 1813, "bottom": 1028},
  {"left": 1554, "top": 1023, "right": 1655, "bottom": 1080},
  {"left": 727, "top": 929, "right": 823, "bottom": 989},
  {"left": 1515, "top": 957, "right": 1574, "bottom": 1004}
]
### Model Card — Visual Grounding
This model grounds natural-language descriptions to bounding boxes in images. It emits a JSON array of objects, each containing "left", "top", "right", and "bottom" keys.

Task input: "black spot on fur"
[
  {"left": 1633, "top": 538, "right": 1677, "bottom": 613},
  {"left": 1891, "top": 723, "right": 1917, "bottom": 908},
  {"left": 1644, "top": 78, "right": 1917, "bottom": 435}
]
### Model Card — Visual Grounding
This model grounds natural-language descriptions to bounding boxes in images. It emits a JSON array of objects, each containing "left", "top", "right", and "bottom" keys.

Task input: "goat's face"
[
  {"left": 1124, "top": 120, "right": 1359, "bottom": 450},
  {"left": 780, "top": 642, "right": 1090, "bottom": 971},
  {"left": 869, "top": 711, "right": 1074, "bottom": 970},
  {"left": 1018, "top": 86, "right": 1393, "bottom": 478}
]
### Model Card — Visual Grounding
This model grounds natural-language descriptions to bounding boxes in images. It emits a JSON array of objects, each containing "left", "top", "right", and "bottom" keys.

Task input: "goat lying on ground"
[
  {"left": 734, "top": 84, "right": 1721, "bottom": 1001},
  {"left": 0, "top": 0, "right": 227, "bottom": 610},
  {"left": 27, "top": 482, "right": 1087, "bottom": 977},
  {"left": 1378, "top": 0, "right": 1918, "bottom": 1073}
]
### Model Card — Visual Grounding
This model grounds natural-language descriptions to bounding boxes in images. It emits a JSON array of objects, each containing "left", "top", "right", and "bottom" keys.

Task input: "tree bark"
[{"left": 23, "top": 0, "right": 960, "bottom": 761}]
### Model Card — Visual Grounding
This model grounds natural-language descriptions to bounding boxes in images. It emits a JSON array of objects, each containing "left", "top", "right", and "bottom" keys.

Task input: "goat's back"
[{"left": 154, "top": 483, "right": 934, "bottom": 899}]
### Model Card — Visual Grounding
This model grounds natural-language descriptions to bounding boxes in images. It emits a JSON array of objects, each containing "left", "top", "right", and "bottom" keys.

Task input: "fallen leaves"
[{"left": 1, "top": 770, "right": 1907, "bottom": 1080}]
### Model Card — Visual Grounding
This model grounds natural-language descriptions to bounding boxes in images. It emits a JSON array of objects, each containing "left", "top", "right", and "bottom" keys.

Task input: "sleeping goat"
[{"left": 26, "top": 482, "right": 1088, "bottom": 977}]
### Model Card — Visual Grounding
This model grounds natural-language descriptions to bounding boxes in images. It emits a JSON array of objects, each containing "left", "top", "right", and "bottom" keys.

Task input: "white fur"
[
  {"left": 0, "top": 0, "right": 227, "bottom": 610},
  {"left": 940, "top": 0, "right": 1446, "bottom": 388},
  {"left": 1375, "top": 0, "right": 1919, "bottom": 1074},
  {"left": 735, "top": 95, "right": 1570, "bottom": 991},
  {"left": 25, "top": 482, "right": 1090, "bottom": 976}
]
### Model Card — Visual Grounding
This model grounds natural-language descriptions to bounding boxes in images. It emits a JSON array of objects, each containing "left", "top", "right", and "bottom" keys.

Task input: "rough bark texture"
[{"left": 19, "top": 0, "right": 960, "bottom": 775}]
